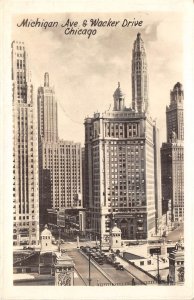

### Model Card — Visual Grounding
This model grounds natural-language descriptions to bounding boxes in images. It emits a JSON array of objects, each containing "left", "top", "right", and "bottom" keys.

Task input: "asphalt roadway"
[
  {"left": 166, "top": 224, "right": 184, "bottom": 242},
  {"left": 99, "top": 261, "right": 141, "bottom": 285},
  {"left": 67, "top": 248, "right": 111, "bottom": 286},
  {"left": 61, "top": 224, "right": 184, "bottom": 286},
  {"left": 63, "top": 245, "right": 146, "bottom": 286}
]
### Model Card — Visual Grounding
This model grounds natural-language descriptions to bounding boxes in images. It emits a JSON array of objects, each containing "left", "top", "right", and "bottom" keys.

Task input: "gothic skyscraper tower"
[
  {"left": 161, "top": 82, "right": 184, "bottom": 224},
  {"left": 12, "top": 41, "right": 39, "bottom": 246},
  {"left": 37, "top": 72, "right": 58, "bottom": 143},
  {"left": 131, "top": 33, "right": 149, "bottom": 113},
  {"left": 166, "top": 82, "right": 184, "bottom": 142},
  {"left": 84, "top": 33, "right": 162, "bottom": 242}
]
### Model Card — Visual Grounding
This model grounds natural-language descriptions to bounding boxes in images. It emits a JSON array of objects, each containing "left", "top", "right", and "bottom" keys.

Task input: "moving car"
[
  {"left": 116, "top": 264, "right": 124, "bottom": 271},
  {"left": 113, "top": 262, "right": 120, "bottom": 267}
]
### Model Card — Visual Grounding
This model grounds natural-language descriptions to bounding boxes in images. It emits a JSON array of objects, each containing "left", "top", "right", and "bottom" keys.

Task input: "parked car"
[
  {"left": 85, "top": 248, "right": 92, "bottom": 254},
  {"left": 93, "top": 255, "right": 98, "bottom": 260},
  {"left": 96, "top": 257, "right": 104, "bottom": 265},
  {"left": 106, "top": 257, "right": 113, "bottom": 264},
  {"left": 27, "top": 246, "right": 34, "bottom": 250},
  {"left": 100, "top": 252, "right": 106, "bottom": 257},
  {"left": 81, "top": 246, "right": 86, "bottom": 252},
  {"left": 92, "top": 246, "right": 99, "bottom": 250},
  {"left": 113, "top": 262, "right": 120, "bottom": 268},
  {"left": 90, "top": 253, "right": 96, "bottom": 258}
]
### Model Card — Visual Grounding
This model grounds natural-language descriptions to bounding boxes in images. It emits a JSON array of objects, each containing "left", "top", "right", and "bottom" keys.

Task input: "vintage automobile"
[{"left": 116, "top": 264, "right": 124, "bottom": 271}]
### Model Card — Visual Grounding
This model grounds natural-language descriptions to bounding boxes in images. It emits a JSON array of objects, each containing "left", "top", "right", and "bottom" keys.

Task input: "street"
[
  {"left": 166, "top": 224, "right": 184, "bottom": 242},
  {"left": 14, "top": 228, "right": 184, "bottom": 287},
  {"left": 60, "top": 243, "right": 152, "bottom": 285},
  {"left": 67, "top": 248, "right": 110, "bottom": 286}
]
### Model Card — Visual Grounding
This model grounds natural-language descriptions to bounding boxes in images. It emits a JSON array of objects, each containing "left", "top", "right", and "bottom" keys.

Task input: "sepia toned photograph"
[
  {"left": 11, "top": 11, "right": 185, "bottom": 287},
  {"left": 1, "top": 1, "right": 193, "bottom": 299}
]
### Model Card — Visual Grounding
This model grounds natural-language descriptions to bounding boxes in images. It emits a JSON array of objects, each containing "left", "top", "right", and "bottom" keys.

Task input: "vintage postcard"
[{"left": 0, "top": 0, "right": 193, "bottom": 299}]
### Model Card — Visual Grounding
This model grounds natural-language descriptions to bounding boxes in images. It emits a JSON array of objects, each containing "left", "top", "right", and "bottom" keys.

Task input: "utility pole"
[
  {"left": 88, "top": 252, "right": 91, "bottom": 286},
  {"left": 156, "top": 248, "right": 161, "bottom": 284},
  {"left": 58, "top": 227, "right": 61, "bottom": 252},
  {"left": 157, "top": 252, "right": 159, "bottom": 284},
  {"left": 99, "top": 213, "right": 102, "bottom": 251}
]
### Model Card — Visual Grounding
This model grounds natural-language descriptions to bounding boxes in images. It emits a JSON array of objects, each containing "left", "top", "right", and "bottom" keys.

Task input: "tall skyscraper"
[
  {"left": 84, "top": 33, "right": 161, "bottom": 243},
  {"left": 37, "top": 72, "right": 58, "bottom": 143},
  {"left": 166, "top": 82, "right": 184, "bottom": 142},
  {"left": 161, "top": 82, "right": 184, "bottom": 224},
  {"left": 12, "top": 41, "right": 39, "bottom": 246},
  {"left": 37, "top": 72, "right": 57, "bottom": 225},
  {"left": 37, "top": 74, "right": 83, "bottom": 226},
  {"left": 132, "top": 32, "right": 149, "bottom": 113},
  {"left": 40, "top": 140, "right": 82, "bottom": 210}
]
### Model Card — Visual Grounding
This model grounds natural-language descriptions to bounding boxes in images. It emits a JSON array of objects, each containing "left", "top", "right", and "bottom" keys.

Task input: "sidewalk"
[{"left": 13, "top": 273, "right": 53, "bottom": 281}]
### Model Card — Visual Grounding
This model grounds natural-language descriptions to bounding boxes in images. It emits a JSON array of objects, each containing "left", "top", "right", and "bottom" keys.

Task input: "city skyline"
[
  {"left": 9, "top": 8, "right": 187, "bottom": 291},
  {"left": 12, "top": 12, "right": 183, "bottom": 145}
]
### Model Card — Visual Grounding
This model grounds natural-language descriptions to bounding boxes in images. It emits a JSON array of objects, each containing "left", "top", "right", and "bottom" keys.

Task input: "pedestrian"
[
  {"left": 132, "top": 277, "right": 136, "bottom": 285},
  {"left": 167, "top": 274, "right": 170, "bottom": 284}
]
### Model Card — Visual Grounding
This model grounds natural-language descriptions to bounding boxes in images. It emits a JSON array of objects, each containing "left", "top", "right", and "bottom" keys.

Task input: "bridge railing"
[
  {"left": 118, "top": 253, "right": 157, "bottom": 283},
  {"left": 97, "top": 281, "right": 139, "bottom": 286}
]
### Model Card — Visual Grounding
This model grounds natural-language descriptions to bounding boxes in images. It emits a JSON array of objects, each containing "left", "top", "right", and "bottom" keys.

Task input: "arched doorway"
[{"left": 119, "top": 219, "right": 128, "bottom": 239}]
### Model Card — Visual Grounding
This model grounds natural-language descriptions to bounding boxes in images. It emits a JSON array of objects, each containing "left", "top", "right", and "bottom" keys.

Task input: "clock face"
[{"left": 57, "top": 270, "right": 72, "bottom": 286}]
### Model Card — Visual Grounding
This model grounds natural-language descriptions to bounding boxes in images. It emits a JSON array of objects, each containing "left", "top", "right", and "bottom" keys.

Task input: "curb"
[{"left": 74, "top": 266, "right": 88, "bottom": 286}]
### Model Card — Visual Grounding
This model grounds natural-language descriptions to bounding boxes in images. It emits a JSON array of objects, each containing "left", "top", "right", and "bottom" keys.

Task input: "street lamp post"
[{"left": 99, "top": 232, "right": 102, "bottom": 251}]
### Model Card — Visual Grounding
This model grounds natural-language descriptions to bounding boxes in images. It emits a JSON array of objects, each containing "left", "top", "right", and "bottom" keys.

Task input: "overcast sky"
[{"left": 12, "top": 12, "right": 183, "bottom": 146}]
